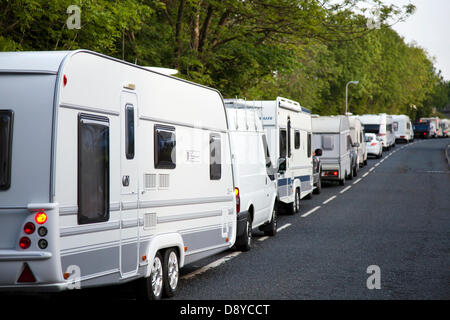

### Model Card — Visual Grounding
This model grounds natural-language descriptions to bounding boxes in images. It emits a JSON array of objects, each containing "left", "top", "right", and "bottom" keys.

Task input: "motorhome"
[
  {"left": 347, "top": 114, "right": 367, "bottom": 167},
  {"left": 392, "top": 115, "right": 414, "bottom": 143},
  {"left": 224, "top": 100, "right": 278, "bottom": 251},
  {"left": 240, "top": 98, "right": 314, "bottom": 215},
  {"left": 0, "top": 50, "right": 244, "bottom": 299},
  {"left": 420, "top": 117, "right": 441, "bottom": 138},
  {"left": 358, "top": 114, "right": 395, "bottom": 150},
  {"left": 311, "top": 115, "right": 353, "bottom": 186},
  {"left": 441, "top": 119, "right": 450, "bottom": 137}
]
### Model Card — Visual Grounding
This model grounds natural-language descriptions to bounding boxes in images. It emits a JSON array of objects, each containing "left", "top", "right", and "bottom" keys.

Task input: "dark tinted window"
[
  {"left": 210, "top": 134, "right": 221, "bottom": 180},
  {"left": 0, "top": 110, "right": 13, "bottom": 190},
  {"left": 262, "top": 134, "right": 275, "bottom": 181},
  {"left": 279, "top": 129, "right": 287, "bottom": 158},
  {"left": 155, "top": 125, "right": 176, "bottom": 169},
  {"left": 363, "top": 124, "right": 380, "bottom": 134},
  {"left": 78, "top": 113, "right": 110, "bottom": 224},
  {"left": 294, "top": 130, "right": 300, "bottom": 149},
  {"left": 287, "top": 118, "right": 291, "bottom": 157},
  {"left": 307, "top": 133, "right": 312, "bottom": 157},
  {"left": 125, "top": 104, "right": 135, "bottom": 159}
]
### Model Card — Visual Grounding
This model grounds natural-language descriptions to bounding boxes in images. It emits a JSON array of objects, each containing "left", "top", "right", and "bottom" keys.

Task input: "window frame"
[
  {"left": 77, "top": 113, "right": 110, "bottom": 225},
  {"left": 279, "top": 128, "right": 287, "bottom": 159},
  {"left": 294, "top": 130, "right": 300, "bottom": 149},
  {"left": 125, "top": 104, "right": 135, "bottom": 160},
  {"left": 154, "top": 124, "right": 176, "bottom": 169},
  {"left": 0, "top": 110, "right": 13, "bottom": 191}
]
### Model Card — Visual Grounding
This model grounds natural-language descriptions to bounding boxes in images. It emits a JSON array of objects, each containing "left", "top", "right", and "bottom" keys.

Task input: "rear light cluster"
[
  {"left": 235, "top": 188, "right": 240, "bottom": 213},
  {"left": 370, "top": 142, "right": 377, "bottom": 146},
  {"left": 19, "top": 211, "right": 48, "bottom": 250},
  {"left": 323, "top": 170, "right": 339, "bottom": 177}
]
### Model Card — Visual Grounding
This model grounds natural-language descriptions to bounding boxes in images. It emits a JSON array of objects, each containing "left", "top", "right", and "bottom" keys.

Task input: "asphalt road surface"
[
  {"left": 173, "top": 138, "right": 450, "bottom": 300},
  {"left": 4, "top": 138, "right": 449, "bottom": 300}
]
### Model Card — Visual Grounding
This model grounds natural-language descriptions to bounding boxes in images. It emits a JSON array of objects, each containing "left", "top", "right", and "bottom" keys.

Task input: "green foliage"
[{"left": 0, "top": 0, "right": 448, "bottom": 119}]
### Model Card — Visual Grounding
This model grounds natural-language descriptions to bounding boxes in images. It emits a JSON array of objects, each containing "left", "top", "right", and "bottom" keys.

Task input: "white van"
[
  {"left": 358, "top": 114, "right": 395, "bottom": 149},
  {"left": 420, "top": 117, "right": 441, "bottom": 138},
  {"left": 0, "top": 50, "right": 242, "bottom": 299},
  {"left": 441, "top": 119, "right": 450, "bottom": 137},
  {"left": 347, "top": 114, "right": 367, "bottom": 167},
  {"left": 224, "top": 100, "right": 278, "bottom": 251},
  {"left": 392, "top": 115, "right": 413, "bottom": 143},
  {"left": 312, "top": 115, "right": 353, "bottom": 185},
  {"left": 239, "top": 98, "right": 313, "bottom": 214}
]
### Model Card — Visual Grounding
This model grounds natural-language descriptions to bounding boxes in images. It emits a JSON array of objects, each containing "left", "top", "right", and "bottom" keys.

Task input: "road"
[{"left": 174, "top": 138, "right": 450, "bottom": 299}]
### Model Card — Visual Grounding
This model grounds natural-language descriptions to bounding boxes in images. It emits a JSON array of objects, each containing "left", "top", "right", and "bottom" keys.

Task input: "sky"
[{"left": 385, "top": 0, "right": 450, "bottom": 80}]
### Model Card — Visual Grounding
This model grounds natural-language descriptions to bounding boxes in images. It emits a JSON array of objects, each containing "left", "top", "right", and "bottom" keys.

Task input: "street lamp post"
[{"left": 345, "top": 80, "right": 359, "bottom": 114}]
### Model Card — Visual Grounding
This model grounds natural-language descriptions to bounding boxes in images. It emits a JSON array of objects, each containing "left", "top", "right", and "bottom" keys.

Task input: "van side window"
[
  {"left": 0, "top": 110, "right": 13, "bottom": 190},
  {"left": 279, "top": 129, "right": 287, "bottom": 158},
  {"left": 210, "top": 134, "right": 221, "bottom": 180},
  {"left": 125, "top": 104, "right": 135, "bottom": 159},
  {"left": 347, "top": 135, "right": 352, "bottom": 151},
  {"left": 154, "top": 125, "right": 176, "bottom": 169},
  {"left": 307, "top": 133, "right": 312, "bottom": 157},
  {"left": 78, "top": 113, "right": 110, "bottom": 225},
  {"left": 294, "top": 130, "right": 300, "bottom": 149}
]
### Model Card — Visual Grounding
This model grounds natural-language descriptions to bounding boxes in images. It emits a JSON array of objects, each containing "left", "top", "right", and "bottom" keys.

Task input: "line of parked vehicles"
[{"left": 0, "top": 50, "right": 448, "bottom": 299}]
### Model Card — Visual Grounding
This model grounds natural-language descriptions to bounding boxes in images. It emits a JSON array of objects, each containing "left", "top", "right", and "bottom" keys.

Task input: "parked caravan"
[
  {"left": 392, "top": 115, "right": 413, "bottom": 143},
  {"left": 441, "top": 119, "right": 450, "bottom": 137},
  {"left": 0, "top": 50, "right": 242, "bottom": 299},
  {"left": 347, "top": 114, "right": 367, "bottom": 167},
  {"left": 240, "top": 98, "right": 313, "bottom": 214},
  {"left": 358, "top": 114, "right": 395, "bottom": 149},
  {"left": 311, "top": 115, "right": 353, "bottom": 185},
  {"left": 420, "top": 117, "right": 441, "bottom": 138},
  {"left": 224, "top": 100, "right": 278, "bottom": 251}
]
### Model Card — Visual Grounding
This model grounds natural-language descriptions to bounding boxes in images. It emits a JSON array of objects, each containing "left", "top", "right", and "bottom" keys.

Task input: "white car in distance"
[{"left": 365, "top": 133, "right": 382, "bottom": 159}]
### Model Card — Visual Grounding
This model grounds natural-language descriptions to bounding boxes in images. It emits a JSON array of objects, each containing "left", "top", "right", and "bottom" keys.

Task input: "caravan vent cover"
[
  {"left": 159, "top": 174, "right": 170, "bottom": 188},
  {"left": 322, "top": 135, "right": 334, "bottom": 150},
  {"left": 144, "top": 213, "right": 157, "bottom": 229},
  {"left": 144, "top": 174, "right": 157, "bottom": 189}
]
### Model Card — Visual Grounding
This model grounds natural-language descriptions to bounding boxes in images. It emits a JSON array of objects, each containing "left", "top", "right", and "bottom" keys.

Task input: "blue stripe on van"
[
  {"left": 278, "top": 175, "right": 310, "bottom": 187},
  {"left": 301, "top": 107, "right": 311, "bottom": 114}
]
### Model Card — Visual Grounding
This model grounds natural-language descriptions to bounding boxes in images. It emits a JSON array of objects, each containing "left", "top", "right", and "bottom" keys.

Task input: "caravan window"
[
  {"left": 294, "top": 130, "right": 300, "bottom": 149},
  {"left": 393, "top": 122, "right": 398, "bottom": 132},
  {"left": 347, "top": 135, "right": 352, "bottom": 151},
  {"left": 387, "top": 124, "right": 393, "bottom": 133},
  {"left": 125, "top": 104, "right": 135, "bottom": 159},
  {"left": 307, "top": 133, "right": 312, "bottom": 157},
  {"left": 78, "top": 113, "right": 110, "bottom": 225},
  {"left": 0, "top": 110, "right": 13, "bottom": 190},
  {"left": 363, "top": 124, "right": 380, "bottom": 134},
  {"left": 279, "top": 129, "right": 287, "bottom": 158},
  {"left": 209, "top": 134, "right": 221, "bottom": 180},
  {"left": 155, "top": 125, "right": 176, "bottom": 169},
  {"left": 321, "top": 135, "right": 334, "bottom": 150},
  {"left": 287, "top": 118, "right": 292, "bottom": 157}
]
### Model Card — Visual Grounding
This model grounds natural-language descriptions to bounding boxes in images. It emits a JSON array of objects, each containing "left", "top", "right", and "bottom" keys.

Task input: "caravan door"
[
  {"left": 119, "top": 91, "right": 139, "bottom": 277},
  {"left": 278, "top": 127, "right": 289, "bottom": 201}
]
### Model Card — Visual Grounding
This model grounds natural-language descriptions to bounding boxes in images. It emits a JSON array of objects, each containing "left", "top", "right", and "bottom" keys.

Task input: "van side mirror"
[
  {"left": 277, "top": 157, "right": 286, "bottom": 173},
  {"left": 314, "top": 148, "right": 322, "bottom": 156},
  {"left": 352, "top": 142, "right": 360, "bottom": 148}
]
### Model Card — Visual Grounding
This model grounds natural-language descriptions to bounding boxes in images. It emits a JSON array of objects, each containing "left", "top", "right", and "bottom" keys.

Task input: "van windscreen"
[
  {"left": 363, "top": 124, "right": 380, "bottom": 134},
  {"left": 0, "top": 110, "right": 13, "bottom": 190}
]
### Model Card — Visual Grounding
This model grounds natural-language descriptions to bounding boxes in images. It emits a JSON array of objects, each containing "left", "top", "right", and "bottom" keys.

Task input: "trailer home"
[
  {"left": 392, "top": 115, "right": 413, "bottom": 143},
  {"left": 311, "top": 115, "right": 352, "bottom": 185},
  {"left": 0, "top": 50, "right": 242, "bottom": 299},
  {"left": 419, "top": 117, "right": 441, "bottom": 138},
  {"left": 358, "top": 114, "right": 395, "bottom": 149},
  {"left": 238, "top": 98, "right": 313, "bottom": 214},
  {"left": 347, "top": 114, "right": 367, "bottom": 167},
  {"left": 224, "top": 100, "right": 278, "bottom": 250}
]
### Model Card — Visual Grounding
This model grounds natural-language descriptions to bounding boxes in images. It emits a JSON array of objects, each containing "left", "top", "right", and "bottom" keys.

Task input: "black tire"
[
  {"left": 263, "top": 204, "right": 277, "bottom": 237},
  {"left": 136, "top": 252, "right": 164, "bottom": 300},
  {"left": 339, "top": 175, "right": 345, "bottom": 186},
  {"left": 236, "top": 216, "right": 252, "bottom": 252},
  {"left": 353, "top": 164, "right": 358, "bottom": 177},
  {"left": 364, "top": 159, "right": 368, "bottom": 166},
  {"left": 347, "top": 167, "right": 353, "bottom": 180},
  {"left": 162, "top": 248, "right": 179, "bottom": 298}
]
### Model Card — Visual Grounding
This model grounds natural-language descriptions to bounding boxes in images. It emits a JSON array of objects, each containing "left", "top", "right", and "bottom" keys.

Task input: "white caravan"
[
  {"left": 392, "top": 115, "right": 413, "bottom": 143},
  {"left": 441, "top": 119, "right": 450, "bottom": 137},
  {"left": 0, "top": 50, "right": 243, "bottom": 299},
  {"left": 347, "top": 114, "right": 367, "bottom": 167},
  {"left": 224, "top": 100, "right": 278, "bottom": 250},
  {"left": 311, "top": 115, "right": 352, "bottom": 185},
  {"left": 358, "top": 114, "right": 395, "bottom": 149},
  {"left": 240, "top": 98, "right": 313, "bottom": 214}
]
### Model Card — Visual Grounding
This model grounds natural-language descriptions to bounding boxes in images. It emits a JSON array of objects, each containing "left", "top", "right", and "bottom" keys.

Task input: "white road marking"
[
  {"left": 277, "top": 223, "right": 291, "bottom": 232},
  {"left": 181, "top": 251, "right": 241, "bottom": 280},
  {"left": 258, "top": 236, "right": 269, "bottom": 242},
  {"left": 374, "top": 162, "right": 380, "bottom": 167},
  {"left": 301, "top": 206, "right": 321, "bottom": 218},
  {"left": 353, "top": 178, "right": 362, "bottom": 185},
  {"left": 362, "top": 172, "right": 369, "bottom": 177},
  {"left": 369, "top": 167, "right": 375, "bottom": 172},
  {"left": 340, "top": 186, "right": 352, "bottom": 194},
  {"left": 323, "top": 195, "right": 337, "bottom": 204}
]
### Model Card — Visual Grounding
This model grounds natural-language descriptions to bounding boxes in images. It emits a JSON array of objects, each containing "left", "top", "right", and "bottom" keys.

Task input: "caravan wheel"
[
  {"left": 263, "top": 205, "right": 278, "bottom": 237},
  {"left": 163, "top": 248, "right": 179, "bottom": 298},
  {"left": 288, "top": 188, "right": 300, "bottom": 215},
  {"left": 136, "top": 252, "right": 164, "bottom": 300}
]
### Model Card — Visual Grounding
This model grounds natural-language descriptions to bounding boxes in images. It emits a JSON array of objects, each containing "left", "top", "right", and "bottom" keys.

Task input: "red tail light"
[
  {"left": 17, "top": 264, "right": 36, "bottom": 283},
  {"left": 235, "top": 188, "right": 240, "bottom": 213},
  {"left": 377, "top": 133, "right": 386, "bottom": 136},
  {"left": 423, "top": 132, "right": 426, "bottom": 136},
  {"left": 23, "top": 222, "right": 36, "bottom": 235},
  {"left": 19, "top": 237, "right": 31, "bottom": 249},
  {"left": 35, "top": 212, "right": 47, "bottom": 224},
  {"left": 370, "top": 142, "right": 377, "bottom": 146},
  {"left": 333, "top": 171, "right": 338, "bottom": 176}
]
